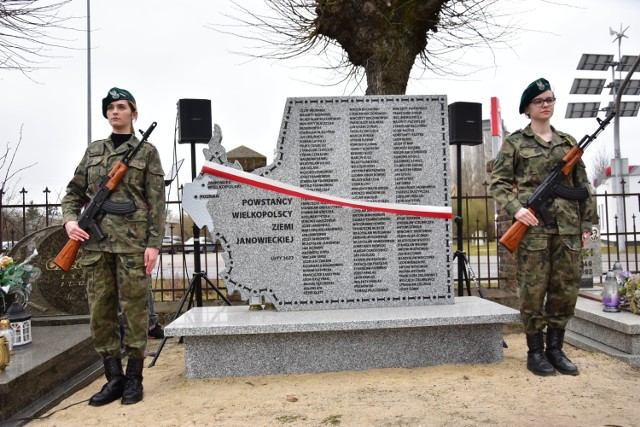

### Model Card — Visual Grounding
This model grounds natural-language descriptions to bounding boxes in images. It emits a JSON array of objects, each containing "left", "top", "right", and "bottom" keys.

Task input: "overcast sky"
[{"left": 1, "top": 0, "right": 639, "bottom": 204}]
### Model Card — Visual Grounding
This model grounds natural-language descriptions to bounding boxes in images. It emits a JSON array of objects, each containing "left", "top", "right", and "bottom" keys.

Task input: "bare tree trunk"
[
  {"left": 226, "top": 0, "right": 514, "bottom": 95},
  {"left": 363, "top": 56, "right": 414, "bottom": 95},
  {"left": 315, "top": 0, "right": 446, "bottom": 95}
]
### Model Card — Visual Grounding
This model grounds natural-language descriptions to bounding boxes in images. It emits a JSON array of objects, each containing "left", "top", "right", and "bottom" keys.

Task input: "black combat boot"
[
  {"left": 545, "top": 327, "right": 579, "bottom": 376},
  {"left": 526, "top": 332, "right": 555, "bottom": 376},
  {"left": 88, "top": 357, "right": 126, "bottom": 406},
  {"left": 121, "top": 358, "right": 144, "bottom": 404}
]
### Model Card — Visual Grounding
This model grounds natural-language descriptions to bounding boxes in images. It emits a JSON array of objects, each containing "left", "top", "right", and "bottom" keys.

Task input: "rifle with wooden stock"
[
  {"left": 499, "top": 113, "right": 614, "bottom": 253},
  {"left": 55, "top": 122, "right": 157, "bottom": 272}
]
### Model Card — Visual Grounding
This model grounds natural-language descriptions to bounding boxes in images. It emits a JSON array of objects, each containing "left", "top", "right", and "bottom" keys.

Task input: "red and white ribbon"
[{"left": 201, "top": 161, "right": 452, "bottom": 219}]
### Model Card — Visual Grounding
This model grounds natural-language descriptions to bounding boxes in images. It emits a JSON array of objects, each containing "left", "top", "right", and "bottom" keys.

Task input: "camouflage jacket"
[
  {"left": 61, "top": 135, "right": 166, "bottom": 252},
  {"left": 490, "top": 124, "right": 595, "bottom": 235}
]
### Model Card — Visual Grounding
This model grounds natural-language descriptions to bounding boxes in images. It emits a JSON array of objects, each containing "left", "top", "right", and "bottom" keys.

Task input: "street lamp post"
[{"left": 86, "top": 0, "right": 92, "bottom": 145}]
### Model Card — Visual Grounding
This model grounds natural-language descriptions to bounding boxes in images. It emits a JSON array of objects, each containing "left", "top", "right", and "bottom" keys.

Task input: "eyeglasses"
[{"left": 531, "top": 97, "right": 556, "bottom": 107}]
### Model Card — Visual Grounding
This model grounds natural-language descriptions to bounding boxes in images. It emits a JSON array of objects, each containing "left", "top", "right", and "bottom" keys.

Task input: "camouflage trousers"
[
  {"left": 515, "top": 233, "right": 582, "bottom": 334},
  {"left": 79, "top": 250, "right": 148, "bottom": 359}
]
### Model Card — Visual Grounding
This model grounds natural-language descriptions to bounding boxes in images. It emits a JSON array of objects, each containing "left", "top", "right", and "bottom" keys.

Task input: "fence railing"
[{"left": 2, "top": 189, "right": 638, "bottom": 302}]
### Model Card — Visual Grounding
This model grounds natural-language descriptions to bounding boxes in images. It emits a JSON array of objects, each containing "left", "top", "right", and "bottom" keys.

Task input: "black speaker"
[
  {"left": 178, "top": 99, "right": 212, "bottom": 144},
  {"left": 448, "top": 102, "right": 483, "bottom": 146}
]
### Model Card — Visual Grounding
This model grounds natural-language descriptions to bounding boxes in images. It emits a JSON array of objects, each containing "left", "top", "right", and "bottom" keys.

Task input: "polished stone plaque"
[{"left": 183, "top": 95, "right": 453, "bottom": 311}]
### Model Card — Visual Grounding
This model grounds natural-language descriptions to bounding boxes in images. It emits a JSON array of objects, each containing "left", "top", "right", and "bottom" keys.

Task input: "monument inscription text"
[{"left": 184, "top": 96, "right": 453, "bottom": 311}]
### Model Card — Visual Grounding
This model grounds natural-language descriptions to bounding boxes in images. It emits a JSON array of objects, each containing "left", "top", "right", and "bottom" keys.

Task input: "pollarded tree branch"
[
  {"left": 212, "top": 0, "right": 521, "bottom": 95},
  {"left": 0, "top": 0, "right": 75, "bottom": 75}
]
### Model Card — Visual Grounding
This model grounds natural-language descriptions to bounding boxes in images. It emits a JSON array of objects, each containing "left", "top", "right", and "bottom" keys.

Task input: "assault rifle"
[
  {"left": 499, "top": 113, "right": 614, "bottom": 253},
  {"left": 55, "top": 122, "right": 157, "bottom": 272}
]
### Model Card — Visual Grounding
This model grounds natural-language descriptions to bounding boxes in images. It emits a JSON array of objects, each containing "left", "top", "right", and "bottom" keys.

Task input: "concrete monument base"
[
  {"left": 566, "top": 296, "right": 640, "bottom": 366},
  {"left": 165, "top": 296, "right": 520, "bottom": 379}
]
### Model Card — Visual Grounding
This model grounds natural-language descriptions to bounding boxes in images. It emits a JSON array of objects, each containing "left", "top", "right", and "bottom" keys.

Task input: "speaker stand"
[
  {"left": 451, "top": 135, "right": 506, "bottom": 348},
  {"left": 149, "top": 139, "right": 231, "bottom": 368}
]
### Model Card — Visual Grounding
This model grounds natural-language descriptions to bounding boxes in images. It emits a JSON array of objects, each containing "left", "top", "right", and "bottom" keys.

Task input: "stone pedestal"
[
  {"left": 0, "top": 321, "right": 99, "bottom": 423},
  {"left": 166, "top": 296, "right": 520, "bottom": 379},
  {"left": 566, "top": 297, "right": 640, "bottom": 366}
]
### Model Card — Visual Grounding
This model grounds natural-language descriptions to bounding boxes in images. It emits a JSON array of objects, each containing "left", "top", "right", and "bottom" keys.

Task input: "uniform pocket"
[
  {"left": 77, "top": 250, "right": 102, "bottom": 267},
  {"left": 562, "top": 235, "right": 582, "bottom": 252},
  {"left": 86, "top": 155, "right": 106, "bottom": 184},
  {"left": 124, "top": 209, "right": 148, "bottom": 223},
  {"left": 77, "top": 251, "right": 104, "bottom": 300},
  {"left": 125, "top": 159, "right": 146, "bottom": 187},
  {"left": 520, "top": 236, "right": 547, "bottom": 251},
  {"left": 519, "top": 147, "right": 546, "bottom": 179}
]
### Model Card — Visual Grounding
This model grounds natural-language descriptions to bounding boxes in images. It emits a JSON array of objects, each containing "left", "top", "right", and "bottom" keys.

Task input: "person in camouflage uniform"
[
  {"left": 61, "top": 87, "right": 165, "bottom": 405},
  {"left": 490, "top": 78, "right": 595, "bottom": 377}
]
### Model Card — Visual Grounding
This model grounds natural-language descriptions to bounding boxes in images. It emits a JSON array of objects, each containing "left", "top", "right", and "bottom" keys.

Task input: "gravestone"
[
  {"left": 9, "top": 226, "right": 88, "bottom": 316},
  {"left": 581, "top": 224, "right": 602, "bottom": 288},
  {"left": 184, "top": 95, "right": 453, "bottom": 311}
]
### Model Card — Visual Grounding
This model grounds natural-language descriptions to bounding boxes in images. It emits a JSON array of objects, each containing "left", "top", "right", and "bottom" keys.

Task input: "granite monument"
[{"left": 183, "top": 95, "right": 454, "bottom": 311}]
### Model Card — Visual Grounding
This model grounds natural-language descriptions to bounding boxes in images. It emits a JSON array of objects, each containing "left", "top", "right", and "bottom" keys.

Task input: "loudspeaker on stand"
[
  {"left": 178, "top": 99, "right": 212, "bottom": 144},
  {"left": 448, "top": 102, "right": 482, "bottom": 146}
]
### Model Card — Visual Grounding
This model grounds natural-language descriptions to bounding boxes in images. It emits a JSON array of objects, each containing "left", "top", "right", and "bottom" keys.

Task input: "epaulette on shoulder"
[
  {"left": 556, "top": 130, "right": 576, "bottom": 146},
  {"left": 88, "top": 138, "right": 108, "bottom": 146},
  {"left": 507, "top": 129, "right": 525, "bottom": 140},
  {"left": 87, "top": 140, "right": 107, "bottom": 155}
]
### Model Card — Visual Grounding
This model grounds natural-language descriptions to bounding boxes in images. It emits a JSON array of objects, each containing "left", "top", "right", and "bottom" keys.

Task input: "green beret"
[
  {"left": 519, "top": 78, "right": 552, "bottom": 114},
  {"left": 102, "top": 87, "right": 136, "bottom": 118}
]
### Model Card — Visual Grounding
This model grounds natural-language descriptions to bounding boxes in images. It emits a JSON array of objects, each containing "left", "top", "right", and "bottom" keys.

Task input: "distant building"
[
  {"left": 593, "top": 163, "right": 639, "bottom": 238},
  {"left": 449, "top": 118, "right": 508, "bottom": 196},
  {"left": 227, "top": 145, "right": 267, "bottom": 172}
]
